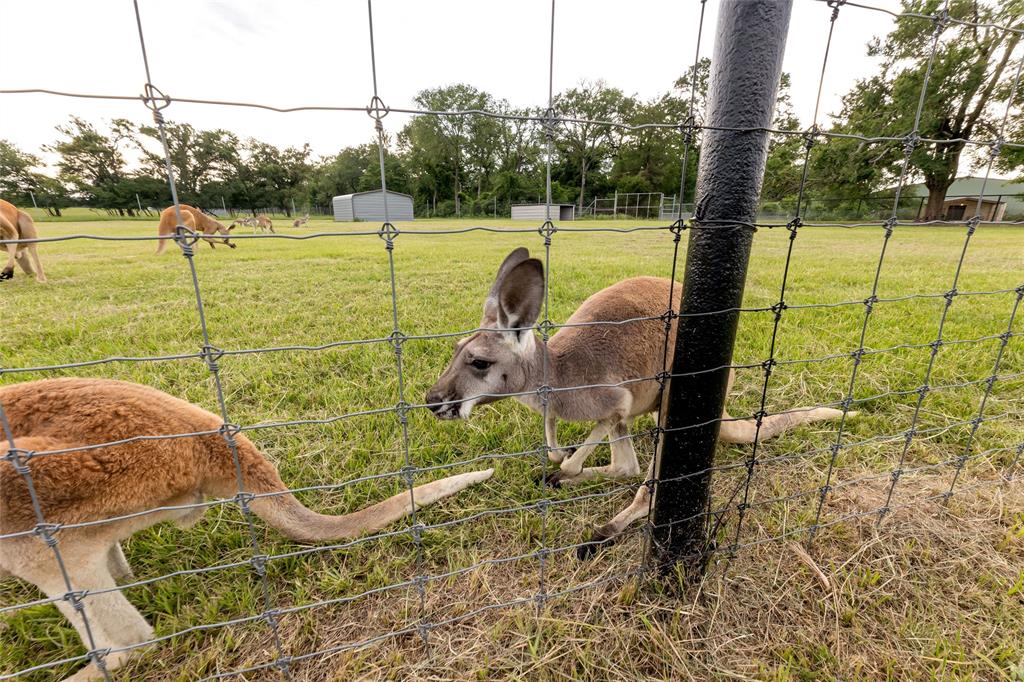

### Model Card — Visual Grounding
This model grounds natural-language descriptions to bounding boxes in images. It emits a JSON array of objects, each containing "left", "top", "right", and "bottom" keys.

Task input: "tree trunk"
[
  {"left": 578, "top": 159, "right": 588, "bottom": 212},
  {"left": 922, "top": 186, "right": 949, "bottom": 221}
]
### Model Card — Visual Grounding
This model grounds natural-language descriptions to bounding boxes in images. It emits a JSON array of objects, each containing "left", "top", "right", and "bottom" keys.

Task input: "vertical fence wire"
[
  {"left": 131, "top": 1, "right": 294, "bottom": 676},
  {"left": 0, "top": 404, "right": 112, "bottom": 681},
  {"left": 908, "top": 44, "right": 1024, "bottom": 510},
  {"left": 535, "top": 0, "right": 558, "bottom": 611},
  {"left": 365, "top": 0, "right": 430, "bottom": 646},
  {"left": 810, "top": 0, "right": 952, "bottom": 539},
  {"left": 642, "top": 0, "right": 708, "bottom": 565},
  {"left": 1, "top": 1, "right": 1023, "bottom": 679},
  {"left": 729, "top": 0, "right": 842, "bottom": 552}
]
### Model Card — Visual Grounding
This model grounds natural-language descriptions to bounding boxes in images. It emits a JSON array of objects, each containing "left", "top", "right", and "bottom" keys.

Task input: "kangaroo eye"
[{"left": 470, "top": 359, "right": 493, "bottom": 371}]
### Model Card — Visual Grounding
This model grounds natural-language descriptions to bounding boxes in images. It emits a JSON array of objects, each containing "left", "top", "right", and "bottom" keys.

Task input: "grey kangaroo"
[{"left": 426, "top": 247, "right": 848, "bottom": 550}]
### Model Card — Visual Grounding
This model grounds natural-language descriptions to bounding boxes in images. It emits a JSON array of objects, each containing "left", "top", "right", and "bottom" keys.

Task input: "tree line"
[{"left": 1, "top": 0, "right": 1020, "bottom": 220}]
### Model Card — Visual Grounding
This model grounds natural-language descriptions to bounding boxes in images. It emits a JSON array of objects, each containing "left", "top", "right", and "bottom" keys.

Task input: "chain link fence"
[{"left": 2, "top": 0, "right": 1023, "bottom": 679}]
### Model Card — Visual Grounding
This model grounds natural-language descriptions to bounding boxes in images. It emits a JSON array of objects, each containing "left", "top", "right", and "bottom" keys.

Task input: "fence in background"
[{"left": 2, "top": 0, "right": 1023, "bottom": 679}]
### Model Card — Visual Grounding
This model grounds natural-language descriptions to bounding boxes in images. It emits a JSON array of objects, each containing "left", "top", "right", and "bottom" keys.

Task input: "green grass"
[{"left": 1, "top": 216, "right": 1022, "bottom": 680}]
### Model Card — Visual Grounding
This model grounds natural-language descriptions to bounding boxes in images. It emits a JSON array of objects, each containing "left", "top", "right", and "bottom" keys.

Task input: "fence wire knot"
[
  {"left": 770, "top": 301, "right": 787, "bottom": 321},
  {"left": 826, "top": 0, "right": 845, "bottom": 21},
  {"left": 863, "top": 294, "right": 879, "bottom": 312},
  {"left": 929, "top": 338, "right": 944, "bottom": 355},
  {"left": 537, "top": 318, "right": 555, "bottom": 340},
  {"left": 250, "top": 554, "right": 269, "bottom": 577},
  {"left": 655, "top": 370, "right": 671, "bottom": 387},
  {"left": 932, "top": 6, "right": 950, "bottom": 32},
  {"left": 786, "top": 216, "right": 802, "bottom": 237},
  {"left": 234, "top": 491, "right": 255, "bottom": 511},
  {"left": 890, "top": 468, "right": 903, "bottom": 483},
  {"left": 916, "top": 384, "right": 930, "bottom": 398},
  {"left": 219, "top": 422, "right": 241, "bottom": 439},
  {"left": 142, "top": 83, "right": 171, "bottom": 112},
  {"left": 669, "top": 219, "right": 687, "bottom": 238},
  {"left": 965, "top": 215, "right": 981, "bottom": 235},
  {"left": 882, "top": 217, "right": 897, "bottom": 237},
  {"left": 680, "top": 115, "right": 697, "bottom": 144},
  {"left": 850, "top": 347, "right": 866, "bottom": 366},
  {"left": 389, "top": 329, "right": 406, "bottom": 351},
  {"left": 173, "top": 223, "right": 200, "bottom": 251},
  {"left": 1016, "top": 284, "right": 1024, "bottom": 297},
  {"left": 5, "top": 447, "right": 33, "bottom": 474},
  {"left": 378, "top": 222, "right": 399, "bottom": 247},
  {"left": 943, "top": 288, "right": 958, "bottom": 305},
  {"left": 802, "top": 126, "right": 819, "bottom": 150},
  {"left": 902, "top": 132, "right": 921, "bottom": 156},
  {"left": 761, "top": 358, "right": 777, "bottom": 373},
  {"left": 260, "top": 608, "right": 281, "bottom": 627},
  {"left": 33, "top": 522, "right": 61, "bottom": 547},
  {"left": 366, "top": 95, "right": 389, "bottom": 121},
  {"left": 202, "top": 344, "right": 225, "bottom": 373},
  {"left": 542, "top": 107, "right": 559, "bottom": 139},
  {"left": 998, "top": 330, "right": 1014, "bottom": 344},
  {"left": 904, "top": 428, "right": 916, "bottom": 443},
  {"left": 400, "top": 465, "right": 417, "bottom": 488},
  {"left": 538, "top": 220, "right": 557, "bottom": 245},
  {"left": 273, "top": 656, "right": 293, "bottom": 674}
]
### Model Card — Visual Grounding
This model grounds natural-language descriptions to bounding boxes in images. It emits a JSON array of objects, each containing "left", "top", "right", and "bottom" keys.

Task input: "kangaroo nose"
[{"left": 425, "top": 389, "right": 444, "bottom": 414}]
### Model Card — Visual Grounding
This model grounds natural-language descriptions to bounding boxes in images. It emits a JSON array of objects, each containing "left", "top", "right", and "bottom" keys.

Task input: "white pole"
[{"left": 29, "top": 191, "right": 38, "bottom": 208}]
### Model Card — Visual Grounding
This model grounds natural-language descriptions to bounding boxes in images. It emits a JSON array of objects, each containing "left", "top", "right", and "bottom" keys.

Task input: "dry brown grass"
[{"left": 164, "top": 472, "right": 1023, "bottom": 682}]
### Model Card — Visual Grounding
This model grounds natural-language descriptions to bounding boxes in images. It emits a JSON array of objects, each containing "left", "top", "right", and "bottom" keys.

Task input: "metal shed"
[
  {"left": 510, "top": 203, "right": 575, "bottom": 221},
  {"left": 332, "top": 190, "right": 414, "bottom": 222}
]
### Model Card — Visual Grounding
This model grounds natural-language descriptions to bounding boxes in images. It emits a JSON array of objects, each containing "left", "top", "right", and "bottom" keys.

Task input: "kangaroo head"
[{"left": 426, "top": 247, "right": 545, "bottom": 419}]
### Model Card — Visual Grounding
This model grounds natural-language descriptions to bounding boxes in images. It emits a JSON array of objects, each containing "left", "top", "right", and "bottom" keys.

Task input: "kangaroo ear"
[
  {"left": 481, "top": 247, "right": 531, "bottom": 327},
  {"left": 497, "top": 258, "right": 544, "bottom": 334}
]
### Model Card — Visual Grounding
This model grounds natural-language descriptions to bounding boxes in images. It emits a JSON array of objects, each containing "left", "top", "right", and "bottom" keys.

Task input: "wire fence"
[{"left": 1, "top": 0, "right": 1023, "bottom": 679}]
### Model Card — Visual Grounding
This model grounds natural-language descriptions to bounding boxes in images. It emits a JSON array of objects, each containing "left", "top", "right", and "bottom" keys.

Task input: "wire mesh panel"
[{"left": 1, "top": 0, "right": 1022, "bottom": 680}]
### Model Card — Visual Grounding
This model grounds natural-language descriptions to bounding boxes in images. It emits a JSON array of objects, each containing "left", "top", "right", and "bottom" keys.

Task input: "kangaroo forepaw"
[
  {"left": 0, "top": 268, "right": 13, "bottom": 281},
  {"left": 544, "top": 471, "right": 569, "bottom": 485},
  {"left": 577, "top": 527, "right": 616, "bottom": 560}
]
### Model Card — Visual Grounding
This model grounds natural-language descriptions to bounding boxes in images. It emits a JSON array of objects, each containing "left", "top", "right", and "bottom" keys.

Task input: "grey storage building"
[
  {"left": 332, "top": 190, "right": 414, "bottom": 222},
  {"left": 511, "top": 203, "right": 575, "bottom": 221}
]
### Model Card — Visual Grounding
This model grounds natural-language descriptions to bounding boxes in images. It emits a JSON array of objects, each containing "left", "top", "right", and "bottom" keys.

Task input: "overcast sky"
[{"left": 5, "top": 0, "right": 989, "bottom": 176}]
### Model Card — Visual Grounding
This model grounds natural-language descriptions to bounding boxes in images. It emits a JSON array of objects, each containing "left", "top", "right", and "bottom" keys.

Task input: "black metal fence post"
[{"left": 649, "top": 0, "right": 793, "bottom": 572}]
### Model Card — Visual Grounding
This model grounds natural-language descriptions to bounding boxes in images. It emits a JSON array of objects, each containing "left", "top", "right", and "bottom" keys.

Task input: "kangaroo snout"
[{"left": 425, "top": 387, "right": 464, "bottom": 420}]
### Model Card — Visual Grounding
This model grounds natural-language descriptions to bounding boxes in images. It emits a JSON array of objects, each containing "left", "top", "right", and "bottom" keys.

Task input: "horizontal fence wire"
[{"left": 1, "top": 0, "right": 1023, "bottom": 680}]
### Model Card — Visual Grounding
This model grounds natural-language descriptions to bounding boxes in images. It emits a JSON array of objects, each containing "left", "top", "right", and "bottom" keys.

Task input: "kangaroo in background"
[
  {"left": 230, "top": 216, "right": 257, "bottom": 231},
  {"left": 0, "top": 199, "right": 46, "bottom": 282},
  {"left": 426, "top": 247, "right": 848, "bottom": 549},
  {"left": 255, "top": 214, "right": 274, "bottom": 233},
  {"left": 155, "top": 204, "right": 235, "bottom": 254},
  {"left": 0, "top": 378, "right": 493, "bottom": 680},
  {"left": 292, "top": 214, "right": 310, "bottom": 228}
]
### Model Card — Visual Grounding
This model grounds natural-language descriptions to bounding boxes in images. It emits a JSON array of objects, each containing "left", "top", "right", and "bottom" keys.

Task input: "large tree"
[
  {"left": 46, "top": 117, "right": 130, "bottom": 205},
  {"left": 134, "top": 121, "right": 240, "bottom": 204},
  {"left": 0, "top": 140, "right": 69, "bottom": 214},
  {"left": 400, "top": 85, "right": 493, "bottom": 216},
  {"left": 553, "top": 81, "right": 633, "bottom": 210},
  {"left": 814, "top": 0, "right": 1022, "bottom": 219}
]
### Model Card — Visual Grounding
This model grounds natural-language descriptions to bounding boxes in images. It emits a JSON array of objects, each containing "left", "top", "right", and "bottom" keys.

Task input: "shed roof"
[{"left": 334, "top": 189, "right": 414, "bottom": 200}]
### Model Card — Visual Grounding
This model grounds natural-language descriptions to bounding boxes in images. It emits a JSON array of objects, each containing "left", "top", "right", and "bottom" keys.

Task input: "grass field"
[{"left": 1, "top": 215, "right": 1023, "bottom": 681}]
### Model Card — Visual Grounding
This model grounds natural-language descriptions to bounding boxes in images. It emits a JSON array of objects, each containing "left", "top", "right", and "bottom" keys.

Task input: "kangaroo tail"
[{"left": 248, "top": 468, "right": 494, "bottom": 543}]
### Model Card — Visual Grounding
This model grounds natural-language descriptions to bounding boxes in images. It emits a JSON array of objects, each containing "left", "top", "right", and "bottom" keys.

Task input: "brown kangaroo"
[
  {"left": 155, "top": 204, "right": 235, "bottom": 254},
  {"left": 426, "top": 247, "right": 848, "bottom": 550},
  {"left": 0, "top": 199, "right": 46, "bottom": 282},
  {"left": 0, "top": 378, "right": 493, "bottom": 680}
]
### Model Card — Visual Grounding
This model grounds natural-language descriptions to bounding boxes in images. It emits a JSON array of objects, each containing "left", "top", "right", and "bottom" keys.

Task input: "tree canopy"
[{"left": 7, "top": 4, "right": 1022, "bottom": 221}]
